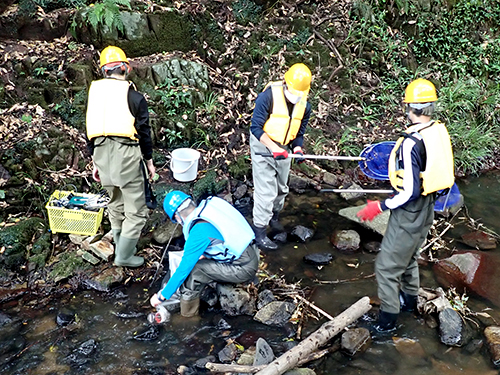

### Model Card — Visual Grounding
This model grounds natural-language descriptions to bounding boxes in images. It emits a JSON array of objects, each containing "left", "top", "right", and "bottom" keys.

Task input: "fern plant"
[{"left": 72, "top": 0, "right": 131, "bottom": 36}]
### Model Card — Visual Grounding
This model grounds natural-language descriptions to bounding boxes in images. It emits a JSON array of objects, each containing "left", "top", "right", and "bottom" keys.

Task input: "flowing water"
[{"left": 2, "top": 173, "right": 500, "bottom": 374}]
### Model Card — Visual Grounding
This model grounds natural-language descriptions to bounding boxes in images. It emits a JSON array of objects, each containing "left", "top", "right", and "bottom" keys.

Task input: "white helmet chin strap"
[{"left": 284, "top": 88, "right": 301, "bottom": 104}]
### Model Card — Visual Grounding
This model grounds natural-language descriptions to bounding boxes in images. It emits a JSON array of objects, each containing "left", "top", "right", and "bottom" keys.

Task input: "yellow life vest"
[
  {"left": 86, "top": 79, "right": 138, "bottom": 141},
  {"left": 262, "top": 82, "right": 307, "bottom": 145},
  {"left": 388, "top": 121, "right": 454, "bottom": 195}
]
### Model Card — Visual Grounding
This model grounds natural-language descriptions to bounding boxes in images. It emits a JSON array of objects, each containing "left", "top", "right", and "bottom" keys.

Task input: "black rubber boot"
[
  {"left": 254, "top": 225, "right": 278, "bottom": 251},
  {"left": 400, "top": 291, "right": 418, "bottom": 313},
  {"left": 371, "top": 310, "right": 398, "bottom": 334},
  {"left": 269, "top": 212, "right": 284, "bottom": 232}
]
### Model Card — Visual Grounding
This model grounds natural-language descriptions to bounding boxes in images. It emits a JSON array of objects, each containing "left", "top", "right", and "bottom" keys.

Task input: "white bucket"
[{"left": 170, "top": 148, "right": 200, "bottom": 182}]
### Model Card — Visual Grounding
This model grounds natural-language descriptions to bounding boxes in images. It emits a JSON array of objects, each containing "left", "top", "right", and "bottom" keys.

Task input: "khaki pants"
[
  {"left": 93, "top": 137, "right": 149, "bottom": 239},
  {"left": 179, "top": 244, "right": 260, "bottom": 300},
  {"left": 376, "top": 194, "right": 435, "bottom": 314},
  {"left": 250, "top": 134, "right": 292, "bottom": 228}
]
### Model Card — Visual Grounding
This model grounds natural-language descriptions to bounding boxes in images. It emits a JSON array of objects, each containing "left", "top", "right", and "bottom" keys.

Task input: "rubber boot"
[
  {"left": 269, "top": 212, "right": 284, "bottom": 232},
  {"left": 180, "top": 297, "right": 200, "bottom": 317},
  {"left": 112, "top": 228, "right": 121, "bottom": 246},
  {"left": 254, "top": 225, "right": 278, "bottom": 251},
  {"left": 400, "top": 291, "right": 418, "bottom": 313},
  {"left": 371, "top": 310, "right": 398, "bottom": 334},
  {"left": 114, "top": 236, "right": 144, "bottom": 267}
]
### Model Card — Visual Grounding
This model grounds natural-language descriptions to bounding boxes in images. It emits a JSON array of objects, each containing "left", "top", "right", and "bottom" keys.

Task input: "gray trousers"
[
  {"left": 93, "top": 137, "right": 148, "bottom": 239},
  {"left": 180, "top": 244, "right": 260, "bottom": 300},
  {"left": 376, "top": 194, "right": 435, "bottom": 314},
  {"left": 250, "top": 134, "right": 292, "bottom": 228}
]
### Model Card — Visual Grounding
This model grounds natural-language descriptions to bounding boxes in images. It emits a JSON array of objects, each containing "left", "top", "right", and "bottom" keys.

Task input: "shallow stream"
[{"left": 2, "top": 173, "right": 500, "bottom": 374}]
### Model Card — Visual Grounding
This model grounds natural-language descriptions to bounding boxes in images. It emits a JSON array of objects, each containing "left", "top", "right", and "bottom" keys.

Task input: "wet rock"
[
  {"left": 113, "top": 310, "right": 146, "bottom": 319},
  {"left": 133, "top": 325, "right": 160, "bottom": 341},
  {"left": 237, "top": 347, "right": 256, "bottom": 365},
  {"left": 461, "top": 230, "right": 497, "bottom": 250},
  {"left": 363, "top": 241, "right": 381, "bottom": 253},
  {"left": 393, "top": 337, "right": 426, "bottom": 358},
  {"left": 233, "top": 184, "right": 248, "bottom": 200},
  {"left": 69, "top": 234, "right": 86, "bottom": 246},
  {"left": 56, "top": 312, "right": 75, "bottom": 326},
  {"left": 89, "top": 239, "right": 114, "bottom": 261},
  {"left": 153, "top": 220, "right": 183, "bottom": 244},
  {"left": 0, "top": 312, "right": 12, "bottom": 327},
  {"left": 217, "top": 284, "right": 256, "bottom": 316},
  {"left": 254, "top": 337, "right": 275, "bottom": 366},
  {"left": 273, "top": 231, "right": 288, "bottom": 243},
  {"left": 218, "top": 342, "right": 239, "bottom": 363},
  {"left": 234, "top": 197, "right": 252, "bottom": 217},
  {"left": 338, "top": 206, "right": 389, "bottom": 236},
  {"left": 257, "top": 289, "right": 276, "bottom": 309},
  {"left": 216, "top": 318, "right": 231, "bottom": 330},
  {"left": 322, "top": 171, "right": 340, "bottom": 187},
  {"left": 339, "top": 183, "right": 366, "bottom": 200},
  {"left": 463, "top": 338, "right": 484, "bottom": 354},
  {"left": 341, "top": 327, "right": 371, "bottom": 357},
  {"left": 84, "top": 267, "right": 125, "bottom": 292},
  {"left": 194, "top": 355, "right": 216, "bottom": 369},
  {"left": 303, "top": 252, "right": 334, "bottom": 265},
  {"left": 330, "top": 229, "right": 360, "bottom": 253},
  {"left": 290, "top": 225, "right": 314, "bottom": 242},
  {"left": 254, "top": 301, "right": 296, "bottom": 327},
  {"left": 283, "top": 369, "right": 316, "bottom": 375},
  {"left": 439, "top": 308, "right": 473, "bottom": 347},
  {"left": 66, "top": 339, "right": 97, "bottom": 367},
  {"left": 77, "top": 250, "right": 100, "bottom": 265},
  {"left": 289, "top": 174, "right": 313, "bottom": 193},
  {"left": 434, "top": 251, "right": 500, "bottom": 307},
  {"left": 201, "top": 285, "right": 218, "bottom": 307},
  {"left": 485, "top": 326, "right": 500, "bottom": 366}
]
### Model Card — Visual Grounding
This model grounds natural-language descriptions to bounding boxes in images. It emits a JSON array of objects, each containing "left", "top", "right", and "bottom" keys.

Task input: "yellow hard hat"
[
  {"left": 403, "top": 78, "right": 437, "bottom": 103},
  {"left": 284, "top": 63, "right": 312, "bottom": 96},
  {"left": 99, "top": 46, "right": 129, "bottom": 68}
]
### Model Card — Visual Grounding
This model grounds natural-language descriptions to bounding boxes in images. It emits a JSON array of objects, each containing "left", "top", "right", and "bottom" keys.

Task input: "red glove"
[
  {"left": 273, "top": 149, "right": 289, "bottom": 160},
  {"left": 357, "top": 200, "right": 382, "bottom": 222},
  {"left": 293, "top": 150, "right": 305, "bottom": 164}
]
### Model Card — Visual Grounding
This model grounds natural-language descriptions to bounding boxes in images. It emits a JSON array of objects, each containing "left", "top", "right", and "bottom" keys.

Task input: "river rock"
[
  {"left": 194, "top": 355, "right": 216, "bottom": 369},
  {"left": 234, "top": 197, "right": 252, "bottom": 217},
  {"left": 289, "top": 174, "right": 313, "bottom": 193},
  {"left": 303, "top": 252, "right": 334, "bottom": 265},
  {"left": 283, "top": 369, "right": 316, "bottom": 375},
  {"left": 77, "top": 250, "right": 100, "bottom": 265},
  {"left": 484, "top": 326, "right": 500, "bottom": 366},
  {"left": 339, "top": 183, "right": 366, "bottom": 200},
  {"left": 217, "top": 284, "right": 255, "bottom": 316},
  {"left": 153, "top": 220, "right": 183, "bottom": 244},
  {"left": 133, "top": 325, "right": 160, "bottom": 341},
  {"left": 290, "top": 225, "right": 314, "bottom": 242},
  {"left": 439, "top": 308, "right": 473, "bottom": 347},
  {"left": 273, "top": 231, "right": 288, "bottom": 243},
  {"left": 233, "top": 184, "right": 248, "bottom": 200},
  {"left": 237, "top": 347, "right": 256, "bottom": 365},
  {"left": 66, "top": 339, "right": 97, "bottom": 367},
  {"left": 254, "top": 301, "right": 296, "bottom": 327},
  {"left": 461, "top": 230, "right": 497, "bottom": 250},
  {"left": 363, "top": 241, "right": 381, "bottom": 253},
  {"left": 341, "top": 327, "right": 371, "bottom": 357},
  {"left": 253, "top": 337, "right": 275, "bottom": 366},
  {"left": 330, "top": 230, "right": 360, "bottom": 253},
  {"left": 0, "top": 312, "right": 12, "bottom": 327},
  {"left": 201, "top": 284, "right": 218, "bottom": 307},
  {"left": 434, "top": 251, "right": 500, "bottom": 307},
  {"left": 89, "top": 239, "right": 114, "bottom": 261},
  {"left": 218, "top": 342, "right": 239, "bottom": 363},
  {"left": 338, "top": 205, "right": 389, "bottom": 235},
  {"left": 83, "top": 267, "right": 125, "bottom": 292},
  {"left": 56, "top": 312, "right": 75, "bottom": 327},
  {"left": 393, "top": 337, "right": 426, "bottom": 358},
  {"left": 322, "top": 171, "right": 340, "bottom": 187},
  {"left": 257, "top": 289, "right": 276, "bottom": 309}
]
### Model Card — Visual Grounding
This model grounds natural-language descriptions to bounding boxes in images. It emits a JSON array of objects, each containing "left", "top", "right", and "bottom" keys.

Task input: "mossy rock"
[
  {"left": 192, "top": 170, "right": 227, "bottom": 201},
  {"left": 49, "top": 251, "right": 91, "bottom": 282},
  {"left": 0, "top": 217, "right": 47, "bottom": 271}
]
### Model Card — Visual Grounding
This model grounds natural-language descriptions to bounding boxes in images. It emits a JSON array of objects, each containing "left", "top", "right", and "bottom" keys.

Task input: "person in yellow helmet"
[
  {"left": 86, "top": 46, "right": 156, "bottom": 268},
  {"left": 357, "top": 78, "right": 454, "bottom": 333},
  {"left": 250, "top": 63, "right": 313, "bottom": 250}
]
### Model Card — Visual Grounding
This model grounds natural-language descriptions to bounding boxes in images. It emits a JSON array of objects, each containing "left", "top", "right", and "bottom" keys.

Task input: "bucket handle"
[{"left": 170, "top": 159, "right": 196, "bottom": 174}]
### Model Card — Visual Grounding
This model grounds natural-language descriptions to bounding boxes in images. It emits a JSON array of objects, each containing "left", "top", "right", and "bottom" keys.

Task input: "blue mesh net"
[
  {"left": 434, "top": 183, "right": 461, "bottom": 212},
  {"left": 358, "top": 141, "right": 395, "bottom": 180}
]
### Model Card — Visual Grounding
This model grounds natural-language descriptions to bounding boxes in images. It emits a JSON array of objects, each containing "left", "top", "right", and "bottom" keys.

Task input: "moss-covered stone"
[
  {"left": 49, "top": 251, "right": 91, "bottom": 282},
  {"left": 228, "top": 155, "right": 251, "bottom": 180},
  {"left": 0, "top": 217, "right": 47, "bottom": 271},
  {"left": 192, "top": 170, "right": 227, "bottom": 201}
]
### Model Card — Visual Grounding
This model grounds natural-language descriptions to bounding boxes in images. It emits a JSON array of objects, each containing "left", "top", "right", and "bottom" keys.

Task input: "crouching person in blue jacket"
[{"left": 150, "top": 191, "right": 260, "bottom": 317}]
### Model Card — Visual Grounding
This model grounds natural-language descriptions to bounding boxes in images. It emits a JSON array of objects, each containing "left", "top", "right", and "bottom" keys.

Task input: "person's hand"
[
  {"left": 92, "top": 163, "right": 100, "bottom": 182},
  {"left": 272, "top": 149, "right": 289, "bottom": 160},
  {"left": 150, "top": 293, "right": 163, "bottom": 307},
  {"left": 146, "top": 159, "right": 156, "bottom": 181},
  {"left": 356, "top": 200, "right": 382, "bottom": 222},
  {"left": 293, "top": 149, "right": 305, "bottom": 164}
]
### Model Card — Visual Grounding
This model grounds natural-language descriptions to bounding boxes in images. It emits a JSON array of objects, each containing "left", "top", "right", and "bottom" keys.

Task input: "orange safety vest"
[
  {"left": 262, "top": 82, "right": 307, "bottom": 145},
  {"left": 86, "top": 79, "right": 138, "bottom": 141}
]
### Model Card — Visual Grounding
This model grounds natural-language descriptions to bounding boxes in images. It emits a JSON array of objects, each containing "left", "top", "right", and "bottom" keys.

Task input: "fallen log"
[
  {"left": 205, "top": 343, "right": 340, "bottom": 374},
  {"left": 255, "top": 296, "right": 371, "bottom": 375}
]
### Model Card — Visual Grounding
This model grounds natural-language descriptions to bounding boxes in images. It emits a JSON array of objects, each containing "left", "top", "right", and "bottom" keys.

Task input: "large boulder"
[{"left": 434, "top": 251, "right": 500, "bottom": 307}]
